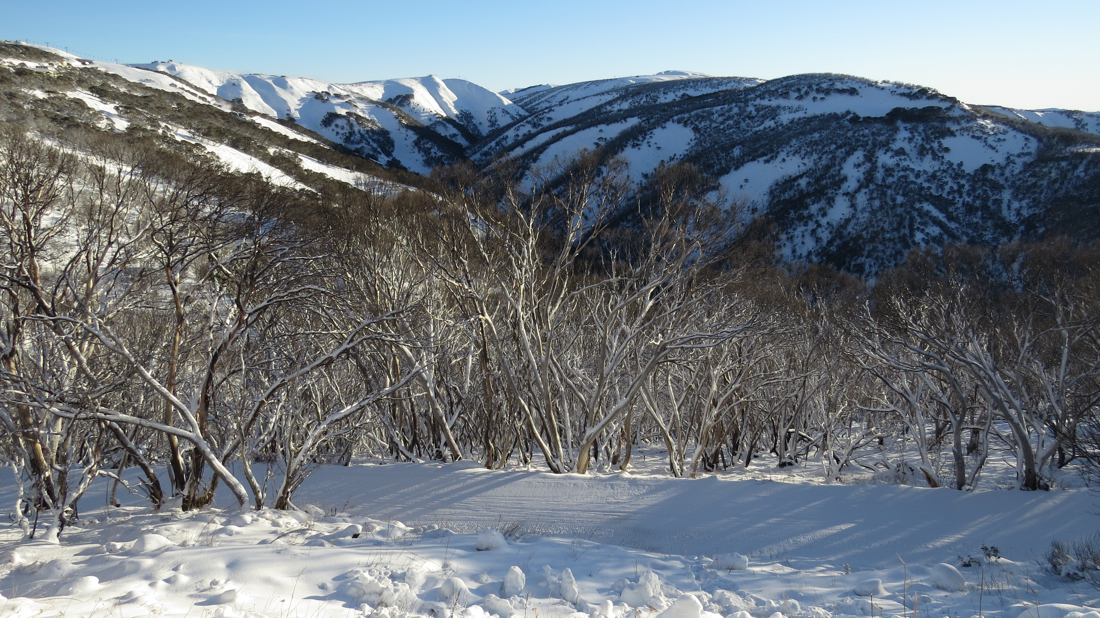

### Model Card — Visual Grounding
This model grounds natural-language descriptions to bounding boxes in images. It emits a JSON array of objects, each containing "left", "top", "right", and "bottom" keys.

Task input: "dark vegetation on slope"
[
  {"left": 21, "top": 38, "right": 1091, "bottom": 277},
  {"left": 474, "top": 73, "right": 1100, "bottom": 275}
]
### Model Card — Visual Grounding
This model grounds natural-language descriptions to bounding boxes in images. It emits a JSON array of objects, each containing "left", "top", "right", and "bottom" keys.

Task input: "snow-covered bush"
[
  {"left": 476, "top": 530, "right": 508, "bottom": 551},
  {"left": 714, "top": 553, "right": 749, "bottom": 571},
  {"left": 929, "top": 563, "right": 967, "bottom": 592},
  {"left": 502, "top": 566, "right": 526, "bottom": 597}
]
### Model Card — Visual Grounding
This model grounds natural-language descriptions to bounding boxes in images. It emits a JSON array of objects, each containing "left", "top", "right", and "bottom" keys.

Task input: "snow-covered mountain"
[
  {"left": 483, "top": 73, "right": 1100, "bottom": 273},
  {"left": 0, "top": 43, "right": 433, "bottom": 193},
  {"left": 6, "top": 41, "right": 1099, "bottom": 273},
  {"left": 133, "top": 61, "right": 527, "bottom": 174},
  {"left": 984, "top": 106, "right": 1100, "bottom": 136}
]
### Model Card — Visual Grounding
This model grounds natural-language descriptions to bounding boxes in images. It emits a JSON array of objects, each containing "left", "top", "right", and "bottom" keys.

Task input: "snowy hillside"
[
  {"left": 6, "top": 40, "right": 1100, "bottom": 272},
  {"left": 504, "top": 71, "right": 760, "bottom": 114},
  {"left": 0, "top": 43, "right": 424, "bottom": 193},
  {"left": 985, "top": 106, "right": 1100, "bottom": 136},
  {"left": 133, "top": 61, "right": 527, "bottom": 174},
  {"left": 478, "top": 73, "right": 1100, "bottom": 273}
]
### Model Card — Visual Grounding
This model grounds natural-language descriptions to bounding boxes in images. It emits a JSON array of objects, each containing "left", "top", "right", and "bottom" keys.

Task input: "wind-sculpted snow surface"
[{"left": 1, "top": 463, "right": 1098, "bottom": 618}]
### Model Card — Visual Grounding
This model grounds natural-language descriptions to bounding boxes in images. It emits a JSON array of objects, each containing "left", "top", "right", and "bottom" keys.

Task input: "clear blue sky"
[{"left": 3, "top": 0, "right": 1097, "bottom": 111}]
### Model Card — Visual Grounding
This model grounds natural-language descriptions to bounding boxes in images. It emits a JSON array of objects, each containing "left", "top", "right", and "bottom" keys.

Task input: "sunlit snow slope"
[
  {"left": 1, "top": 43, "right": 420, "bottom": 192},
  {"left": 133, "top": 61, "right": 527, "bottom": 174}
]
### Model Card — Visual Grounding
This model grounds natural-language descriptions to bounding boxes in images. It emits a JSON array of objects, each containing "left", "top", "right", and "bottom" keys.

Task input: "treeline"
[{"left": 2, "top": 127, "right": 1099, "bottom": 542}]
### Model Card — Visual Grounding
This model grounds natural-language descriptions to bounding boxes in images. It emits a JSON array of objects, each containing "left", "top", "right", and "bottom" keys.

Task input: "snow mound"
[
  {"left": 342, "top": 569, "right": 421, "bottom": 610},
  {"left": 502, "top": 565, "right": 526, "bottom": 596},
  {"left": 853, "top": 578, "right": 886, "bottom": 596},
  {"left": 658, "top": 594, "right": 704, "bottom": 618},
  {"left": 440, "top": 576, "right": 474, "bottom": 606},
  {"left": 929, "top": 563, "right": 967, "bottom": 592},
  {"left": 129, "top": 533, "right": 176, "bottom": 553},
  {"left": 483, "top": 594, "right": 516, "bottom": 616},
  {"left": 57, "top": 575, "right": 101, "bottom": 599},
  {"left": 1017, "top": 605, "right": 1100, "bottom": 618},
  {"left": 620, "top": 571, "right": 663, "bottom": 607},
  {"left": 715, "top": 553, "right": 749, "bottom": 570},
  {"left": 37, "top": 558, "right": 74, "bottom": 579},
  {"left": 476, "top": 529, "right": 508, "bottom": 550},
  {"left": 766, "top": 599, "right": 801, "bottom": 615}
]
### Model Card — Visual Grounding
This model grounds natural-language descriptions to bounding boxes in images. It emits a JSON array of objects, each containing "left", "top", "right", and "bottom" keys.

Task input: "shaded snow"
[
  {"left": 1, "top": 460, "right": 1097, "bottom": 618},
  {"left": 290, "top": 461, "right": 1098, "bottom": 569}
]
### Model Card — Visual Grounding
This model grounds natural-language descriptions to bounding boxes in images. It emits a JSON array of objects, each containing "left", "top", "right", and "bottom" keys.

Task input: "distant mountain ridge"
[
  {"left": 480, "top": 72, "right": 1100, "bottom": 273},
  {"left": 132, "top": 61, "right": 527, "bottom": 174},
  {"left": 6, "top": 42, "right": 1100, "bottom": 273}
]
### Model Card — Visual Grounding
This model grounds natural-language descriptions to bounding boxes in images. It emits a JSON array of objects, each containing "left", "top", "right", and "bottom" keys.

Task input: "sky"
[{"left": 2, "top": 0, "right": 1097, "bottom": 111}]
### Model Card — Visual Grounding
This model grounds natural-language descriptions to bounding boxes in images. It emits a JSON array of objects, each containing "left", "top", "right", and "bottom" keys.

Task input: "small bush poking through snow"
[
  {"left": 495, "top": 520, "right": 527, "bottom": 541},
  {"left": 1046, "top": 540, "right": 1079, "bottom": 578},
  {"left": 1045, "top": 535, "right": 1100, "bottom": 586}
]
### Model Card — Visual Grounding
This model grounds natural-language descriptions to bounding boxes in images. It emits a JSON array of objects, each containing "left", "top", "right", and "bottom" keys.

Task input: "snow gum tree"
[
  {"left": 0, "top": 128, "right": 77, "bottom": 527},
  {"left": 431, "top": 155, "right": 757, "bottom": 474}
]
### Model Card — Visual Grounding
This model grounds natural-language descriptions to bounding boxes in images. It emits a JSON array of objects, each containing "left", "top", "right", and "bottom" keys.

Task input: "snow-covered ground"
[{"left": 2, "top": 454, "right": 1098, "bottom": 618}]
